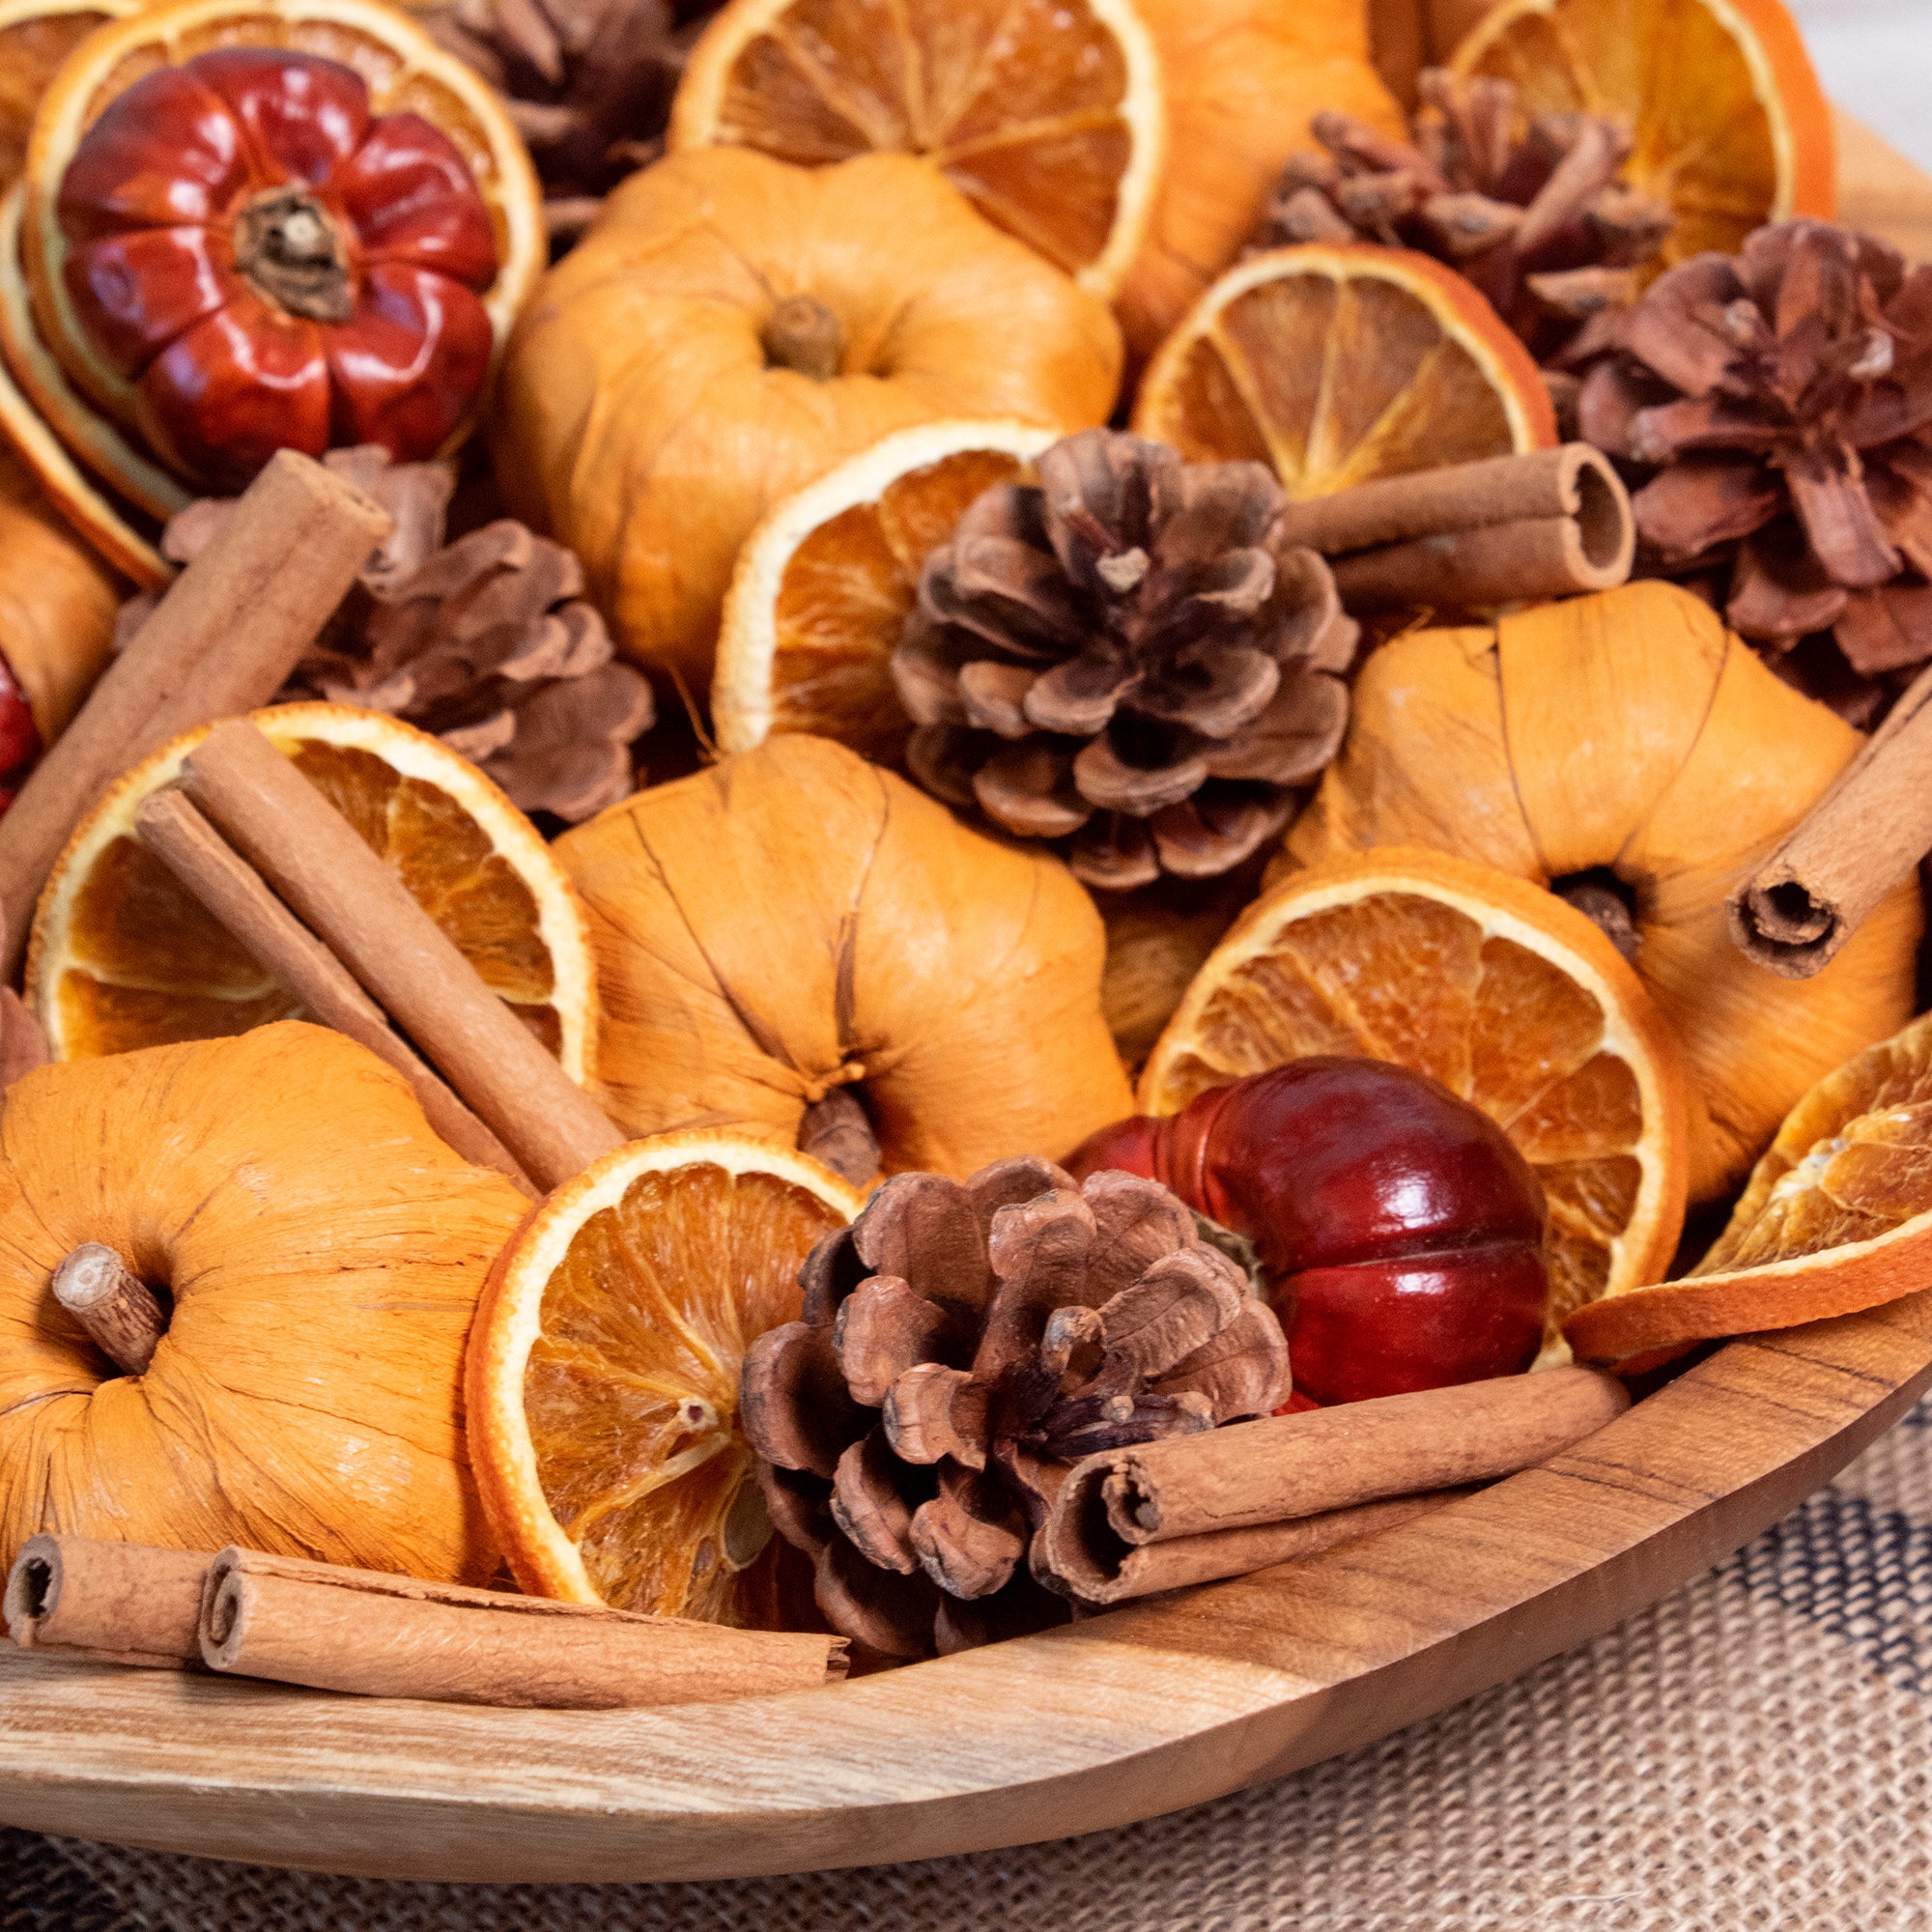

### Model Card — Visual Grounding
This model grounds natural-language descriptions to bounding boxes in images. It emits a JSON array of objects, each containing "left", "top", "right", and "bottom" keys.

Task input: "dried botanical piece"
[
  {"left": 122, "top": 448, "right": 654, "bottom": 822},
  {"left": 418, "top": 0, "right": 719, "bottom": 242},
  {"left": 893, "top": 429, "right": 1357, "bottom": 893},
  {"left": 1255, "top": 70, "right": 1672, "bottom": 363},
  {"left": 739, "top": 1158, "right": 1290, "bottom": 1657},
  {"left": 1577, "top": 221, "right": 1932, "bottom": 720}
]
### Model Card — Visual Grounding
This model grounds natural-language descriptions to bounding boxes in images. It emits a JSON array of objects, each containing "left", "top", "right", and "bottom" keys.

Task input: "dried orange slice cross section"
[
  {"left": 467, "top": 1132, "right": 864, "bottom": 1620},
  {"left": 28, "top": 702, "right": 597, "bottom": 1074},
  {"left": 713, "top": 419, "right": 1055, "bottom": 759},
  {"left": 1140, "top": 848, "right": 1689, "bottom": 1340},
  {"left": 1568, "top": 1009, "right": 1932, "bottom": 1364},
  {"left": 21, "top": 0, "right": 544, "bottom": 438},
  {"left": 0, "top": 0, "right": 139, "bottom": 197},
  {"left": 1451, "top": 0, "right": 1834, "bottom": 268},
  {"left": 669, "top": 0, "right": 1165, "bottom": 296},
  {"left": 1132, "top": 244, "right": 1556, "bottom": 500}
]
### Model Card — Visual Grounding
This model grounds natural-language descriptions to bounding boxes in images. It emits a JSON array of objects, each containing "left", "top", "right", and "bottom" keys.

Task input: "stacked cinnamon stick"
[{"left": 4, "top": 1535, "right": 845, "bottom": 1708}]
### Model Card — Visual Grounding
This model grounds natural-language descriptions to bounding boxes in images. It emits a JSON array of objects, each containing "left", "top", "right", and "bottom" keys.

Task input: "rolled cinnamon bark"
[
  {"left": 1036, "top": 1488, "right": 1465, "bottom": 1605},
  {"left": 1729, "top": 659, "right": 1932, "bottom": 978},
  {"left": 4, "top": 1534, "right": 207, "bottom": 1668},
  {"left": 1327, "top": 508, "right": 1633, "bottom": 611},
  {"left": 176, "top": 721, "right": 623, "bottom": 1192},
  {"left": 1276, "top": 444, "right": 1628, "bottom": 554},
  {"left": 134, "top": 789, "right": 536, "bottom": 1194},
  {"left": 1056, "top": 1368, "right": 1628, "bottom": 1551},
  {"left": 0, "top": 452, "right": 389, "bottom": 975},
  {"left": 198, "top": 1548, "right": 848, "bottom": 1708}
]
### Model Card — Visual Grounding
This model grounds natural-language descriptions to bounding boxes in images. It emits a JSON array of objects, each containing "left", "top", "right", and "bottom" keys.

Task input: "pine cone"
[
  {"left": 121, "top": 448, "right": 655, "bottom": 822},
  {"left": 892, "top": 429, "right": 1358, "bottom": 894},
  {"left": 418, "top": 0, "right": 722, "bottom": 243},
  {"left": 1578, "top": 220, "right": 1932, "bottom": 721},
  {"left": 741, "top": 1158, "right": 1289, "bottom": 1659},
  {"left": 1254, "top": 70, "right": 1673, "bottom": 365}
]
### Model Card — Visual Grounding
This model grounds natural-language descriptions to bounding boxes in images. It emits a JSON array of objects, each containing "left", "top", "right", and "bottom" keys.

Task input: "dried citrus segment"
[
  {"left": 1451, "top": 0, "right": 1834, "bottom": 265},
  {"left": 0, "top": 0, "right": 140, "bottom": 196},
  {"left": 1141, "top": 847, "right": 1688, "bottom": 1342},
  {"left": 713, "top": 419, "right": 1055, "bottom": 759},
  {"left": 668, "top": 0, "right": 1165, "bottom": 297},
  {"left": 1132, "top": 245, "right": 1555, "bottom": 500},
  {"left": 1568, "top": 1009, "right": 1932, "bottom": 1364},
  {"left": 19, "top": 0, "right": 543, "bottom": 453},
  {"left": 466, "top": 1131, "right": 863, "bottom": 1620},
  {"left": 27, "top": 702, "right": 597, "bottom": 1076}
]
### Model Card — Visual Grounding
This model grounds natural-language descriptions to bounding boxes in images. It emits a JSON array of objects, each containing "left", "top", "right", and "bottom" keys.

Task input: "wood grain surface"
[
  {"left": 2, "top": 101, "right": 1929, "bottom": 1892},
  {"left": 2, "top": 1293, "right": 1929, "bottom": 1883}
]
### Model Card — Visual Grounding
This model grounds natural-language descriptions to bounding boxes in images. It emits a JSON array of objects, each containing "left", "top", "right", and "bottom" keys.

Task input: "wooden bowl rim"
[{"left": 2, "top": 1291, "right": 1929, "bottom": 1885}]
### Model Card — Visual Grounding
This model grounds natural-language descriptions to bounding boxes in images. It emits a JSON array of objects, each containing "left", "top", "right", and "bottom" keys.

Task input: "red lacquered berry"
[
  {"left": 0, "top": 647, "right": 43, "bottom": 814},
  {"left": 1065, "top": 1060, "right": 1549, "bottom": 1406}
]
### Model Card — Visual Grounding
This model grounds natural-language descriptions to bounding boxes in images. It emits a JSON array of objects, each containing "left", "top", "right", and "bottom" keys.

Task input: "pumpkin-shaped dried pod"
[
  {"left": 740, "top": 1157, "right": 1289, "bottom": 1657},
  {"left": 0, "top": 1022, "right": 531, "bottom": 1579},
  {"left": 894, "top": 429, "right": 1359, "bottom": 893},
  {"left": 492, "top": 148, "right": 1122, "bottom": 693},
  {"left": 1282, "top": 580, "right": 1923, "bottom": 1203},
  {"left": 553, "top": 735, "right": 1134, "bottom": 1184}
]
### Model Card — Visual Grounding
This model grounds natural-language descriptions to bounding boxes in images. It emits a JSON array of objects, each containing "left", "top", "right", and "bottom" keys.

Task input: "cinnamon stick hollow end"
[{"left": 5, "top": 1533, "right": 208, "bottom": 1668}]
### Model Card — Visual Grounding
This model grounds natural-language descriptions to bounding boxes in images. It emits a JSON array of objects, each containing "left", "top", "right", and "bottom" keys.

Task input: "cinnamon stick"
[
  {"left": 1280, "top": 444, "right": 1634, "bottom": 611},
  {"left": 1729, "top": 658, "right": 1932, "bottom": 978},
  {"left": 1036, "top": 1488, "right": 1466, "bottom": 1605},
  {"left": 0, "top": 452, "right": 389, "bottom": 975},
  {"left": 50, "top": 1243, "right": 166, "bottom": 1375},
  {"left": 175, "top": 721, "right": 623, "bottom": 1192},
  {"left": 134, "top": 789, "right": 536, "bottom": 1195},
  {"left": 197, "top": 1548, "right": 847, "bottom": 1708},
  {"left": 5, "top": 1535, "right": 207, "bottom": 1668},
  {"left": 1039, "top": 1368, "right": 1627, "bottom": 1584}
]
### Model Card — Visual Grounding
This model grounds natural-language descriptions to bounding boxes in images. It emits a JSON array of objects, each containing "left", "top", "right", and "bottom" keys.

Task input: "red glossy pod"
[
  {"left": 57, "top": 48, "right": 497, "bottom": 491},
  {"left": 1065, "top": 1060, "right": 1549, "bottom": 1406}
]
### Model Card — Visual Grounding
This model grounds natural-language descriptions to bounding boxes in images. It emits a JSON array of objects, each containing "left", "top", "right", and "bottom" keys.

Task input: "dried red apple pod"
[{"left": 1065, "top": 1060, "right": 1550, "bottom": 1406}]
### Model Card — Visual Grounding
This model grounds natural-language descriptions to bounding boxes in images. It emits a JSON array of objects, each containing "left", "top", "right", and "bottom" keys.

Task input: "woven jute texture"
[{"left": 8, "top": 1398, "right": 1931, "bottom": 1931}]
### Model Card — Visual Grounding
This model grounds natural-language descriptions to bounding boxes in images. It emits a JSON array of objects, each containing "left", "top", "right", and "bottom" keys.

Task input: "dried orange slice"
[
  {"left": 712, "top": 419, "right": 1055, "bottom": 760},
  {"left": 668, "top": 0, "right": 1165, "bottom": 298},
  {"left": 1131, "top": 244, "right": 1556, "bottom": 500},
  {"left": 1140, "top": 847, "right": 1689, "bottom": 1340},
  {"left": 28, "top": 702, "right": 597, "bottom": 1075},
  {"left": 466, "top": 1130, "right": 863, "bottom": 1620},
  {"left": 19, "top": 0, "right": 544, "bottom": 466},
  {"left": 0, "top": 0, "right": 141, "bottom": 197},
  {"left": 1569, "top": 1009, "right": 1932, "bottom": 1365},
  {"left": 1451, "top": 0, "right": 1834, "bottom": 267}
]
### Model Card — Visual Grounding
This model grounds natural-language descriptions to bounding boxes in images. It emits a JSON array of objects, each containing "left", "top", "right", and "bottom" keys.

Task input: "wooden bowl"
[{"left": 1, "top": 1293, "right": 1928, "bottom": 1883}]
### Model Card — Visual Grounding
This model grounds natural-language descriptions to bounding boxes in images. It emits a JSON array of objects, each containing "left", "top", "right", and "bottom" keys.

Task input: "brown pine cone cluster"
[
  {"left": 122, "top": 448, "right": 654, "bottom": 821},
  {"left": 1255, "top": 70, "right": 1673, "bottom": 364},
  {"left": 740, "top": 1157, "right": 1289, "bottom": 1659},
  {"left": 1579, "top": 220, "right": 1932, "bottom": 723},
  {"left": 892, "top": 429, "right": 1358, "bottom": 893},
  {"left": 419, "top": 0, "right": 721, "bottom": 244}
]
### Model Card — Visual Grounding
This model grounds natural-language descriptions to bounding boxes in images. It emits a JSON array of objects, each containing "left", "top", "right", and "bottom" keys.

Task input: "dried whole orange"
[
  {"left": 18, "top": 0, "right": 544, "bottom": 495},
  {"left": 668, "top": 0, "right": 1166, "bottom": 298},
  {"left": 29, "top": 702, "right": 597, "bottom": 1074},
  {"left": 466, "top": 1130, "right": 863, "bottom": 1621},
  {"left": 1132, "top": 242, "right": 1556, "bottom": 498},
  {"left": 1450, "top": 0, "right": 1834, "bottom": 266},
  {"left": 1568, "top": 1008, "right": 1932, "bottom": 1364},
  {"left": 712, "top": 419, "right": 1055, "bottom": 761},
  {"left": 1140, "top": 846, "right": 1690, "bottom": 1347}
]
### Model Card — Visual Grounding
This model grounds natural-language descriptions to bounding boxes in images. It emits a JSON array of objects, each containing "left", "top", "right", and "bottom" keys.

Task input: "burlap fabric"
[{"left": 6, "top": 1396, "right": 1930, "bottom": 1929}]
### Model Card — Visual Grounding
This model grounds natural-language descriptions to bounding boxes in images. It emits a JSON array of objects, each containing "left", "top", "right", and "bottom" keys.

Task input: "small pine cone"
[
  {"left": 740, "top": 1158, "right": 1290, "bottom": 1660},
  {"left": 1577, "top": 219, "right": 1932, "bottom": 719},
  {"left": 1254, "top": 69, "right": 1673, "bottom": 365},
  {"left": 122, "top": 448, "right": 654, "bottom": 822},
  {"left": 892, "top": 429, "right": 1358, "bottom": 894},
  {"left": 417, "top": 0, "right": 720, "bottom": 245}
]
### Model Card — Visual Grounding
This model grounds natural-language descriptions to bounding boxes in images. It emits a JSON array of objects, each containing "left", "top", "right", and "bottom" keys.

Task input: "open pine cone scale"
[
  {"left": 740, "top": 1158, "right": 1290, "bottom": 1658},
  {"left": 895, "top": 430, "right": 1357, "bottom": 893}
]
